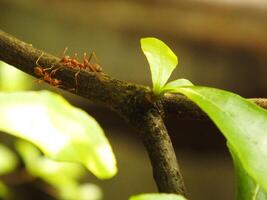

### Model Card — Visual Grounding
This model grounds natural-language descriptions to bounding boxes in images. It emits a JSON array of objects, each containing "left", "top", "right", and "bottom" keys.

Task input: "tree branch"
[
  {"left": 126, "top": 103, "right": 186, "bottom": 194},
  {"left": 1, "top": 29, "right": 267, "bottom": 197},
  {"left": 161, "top": 94, "right": 267, "bottom": 120},
  {"left": 0, "top": 30, "right": 187, "bottom": 195}
]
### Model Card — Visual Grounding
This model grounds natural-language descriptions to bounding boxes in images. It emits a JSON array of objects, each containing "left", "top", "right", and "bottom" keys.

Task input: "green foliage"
[
  {"left": 0, "top": 91, "right": 117, "bottom": 179},
  {"left": 229, "top": 143, "right": 267, "bottom": 200},
  {"left": 0, "top": 143, "right": 18, "bottom": 175},
  {"left": 141, "top": 37, "right": 267, "bottom": 198},
  {"left": 0, "top": 62, "right": 31, "bottom": 91},
  {"left": 15, "top": 140, "right": 102, "bottom": 200},
  {"left": 162, "top": 79, "right": 194, "bottom": 93},
  {"left": 171, "top": 86, "right": 267, "bottom": 194},
  {"left": 0, "top": 143, "right": 17, "bottom": 199},
  {"left": 141, "top": 37, "right": 178, "bottom": 95},
  {"left": 129, "top": 193, "right": 187, "bottom": 200}
]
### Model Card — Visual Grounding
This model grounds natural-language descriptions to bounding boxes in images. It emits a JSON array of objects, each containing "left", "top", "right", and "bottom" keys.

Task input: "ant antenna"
[
  {"left": 73, "top": 52, "right": 78, "bottom": 59},
  {"left": 62, "top": 47, "right": 68, "bottom": 56},
  {"left": 89, "top": 51, "right": 99, "bottom": 63},
  {"left": 83, "top": 52, "right": 87, "bottom": 58}
]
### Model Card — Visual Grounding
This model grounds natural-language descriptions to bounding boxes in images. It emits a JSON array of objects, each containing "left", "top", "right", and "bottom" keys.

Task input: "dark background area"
[{"left": 1, "top": 0, "right": 267, "bottom": 199}]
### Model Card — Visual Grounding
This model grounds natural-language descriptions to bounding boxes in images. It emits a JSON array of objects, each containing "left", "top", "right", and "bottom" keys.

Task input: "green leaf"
[
  {"left": 141, "top": 37, "right": 178, "bottom": 95},
  {"left": 161, "top": 79, "right": 193, "bottom": 93},
  {"left": 0, "top": 62, "right": 31, "bottom": 91},
  {"left": 129, "top": 193, "right": 187, "bottom": 200},
  {"left": 0, "top": 143, "right": 18, "bottom": 175},
  {"left": 15, "top": 140, "right": 103, "bottom": 200},
  {"left": 169, "top": 86, "right": 267, "bottom": 192},
  {"left": 0, "top": 91, "right": 117, "bottom": 179},
  {"left": 228, "top": 143, "right": 267, "bottom": 200}
]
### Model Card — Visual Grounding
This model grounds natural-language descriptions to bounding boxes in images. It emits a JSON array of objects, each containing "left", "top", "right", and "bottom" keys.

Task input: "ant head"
[
  {"left": 34, "top": 67, "right": 44, "bottom": 77},
  {"left": 53, "top": 79, "right": 61, "bottom": 86},
  {"left": 71, "top": 59, "right": 79, "bottom": 65},
  {"left": 60, "top": 55, "right": 70, "bottom": 63}
]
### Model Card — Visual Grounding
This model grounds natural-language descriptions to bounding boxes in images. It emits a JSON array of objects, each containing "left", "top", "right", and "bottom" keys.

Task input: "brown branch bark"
[
  {"left": 161, "top": 94, "right": 267, "bottom": 120},
  {"left": 0, "top": 30, "right": 187, "bottom": 195}
]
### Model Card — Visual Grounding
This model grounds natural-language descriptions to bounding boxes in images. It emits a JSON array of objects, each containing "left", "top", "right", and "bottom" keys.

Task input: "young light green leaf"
[
  {"left": 0, "top": 143, "right": 18, "bottom": 175},
  {"left": 169, "top": 86, "right": 267, "bottom": 192},
  {"left": 141, "top": 37, "right": 178, "bottom": 95},
  {"left": 228, "top": 143, "right": 267, "bottom": 200},
  {"left": 0, "top": 91, "right": 117, "bottom": 179},
  {"left": 161, "top": 79, "right": 193, "bottom": 93},
  {"left": 129, "top": 193, "right": 187, "bottom": 200}
]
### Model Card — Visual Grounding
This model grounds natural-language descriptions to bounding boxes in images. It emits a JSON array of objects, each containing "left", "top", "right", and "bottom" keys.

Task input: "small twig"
[{"left": 161, "top": 93, "right": 267, "bottom": 120}]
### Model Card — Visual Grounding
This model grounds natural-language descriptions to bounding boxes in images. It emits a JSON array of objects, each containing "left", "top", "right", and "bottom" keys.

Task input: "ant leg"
[
  {"left": 62, "top": 47, "right": 68, "bottom": 56},
  {"left": 88, "top": 63, "right": 97, "bottom": 72},
  {"left": 83, "top": 52, "right": 88, "bottom": 62},
  {"left": 88, "top": 52, "right": 93, "bottom": 62},
  {"left": 35, "top": 52, "right": 57, "bottom": 74},
  {"left": 36, "top": 52, "right": 44, "bottom": 66},
  {"left": 91, "top": 51, "right": 100, "bottom": 63},
  {"left": 43, "top": 63, "right": 58, "bottom": 72},
  {"left": 74, "top": 70, "right": 81, "bottom": 92},
  {"left": 88, "top": 51, "right": 102, "bottom": 72},
  {"left": 73, "top": 52, "right": 78, "bottom": 60},
  {"left": 50, "top": 66, "right": 66, "bottom": 76},
  {"left": 34, "top": 78, "right": 44, "bottom": 84}
]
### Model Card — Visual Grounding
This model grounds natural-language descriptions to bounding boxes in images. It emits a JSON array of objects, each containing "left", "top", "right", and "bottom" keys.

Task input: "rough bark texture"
[{"left": 128, "top": 106, "right": 186, "bottom": 194}]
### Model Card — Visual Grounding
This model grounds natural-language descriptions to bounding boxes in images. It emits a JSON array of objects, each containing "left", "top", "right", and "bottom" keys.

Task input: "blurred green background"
[{"left": 1, "top": 0, "right": 267, "bottom": 199}]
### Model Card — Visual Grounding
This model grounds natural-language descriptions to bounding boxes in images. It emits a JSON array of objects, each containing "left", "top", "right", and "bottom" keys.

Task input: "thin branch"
[
  {"left": 0, "top": 30, "right": 187, "bottom": 195},
  {"left": 126, "top": 104, "right": 187, "bottom": 194},
  {"left": 161, "top": 94, "right": 267, "bottom": 120}
]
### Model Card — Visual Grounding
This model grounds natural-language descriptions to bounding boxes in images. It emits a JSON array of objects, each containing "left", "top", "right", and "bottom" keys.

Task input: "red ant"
[
  {"left": 59, "top": 48, "right": 80, "bottom": 68},
  {"left": 34, "top": 52, "right": 61, "bottom": 87},
  {"left": 58, "top": 47, "right": 102, "bottom": 72},
  {"left": 83, "top": 52, "right": 102, "bottom": 72},
  {"left": 54, "top": 48, "right": 103, "bottom": 91}
]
